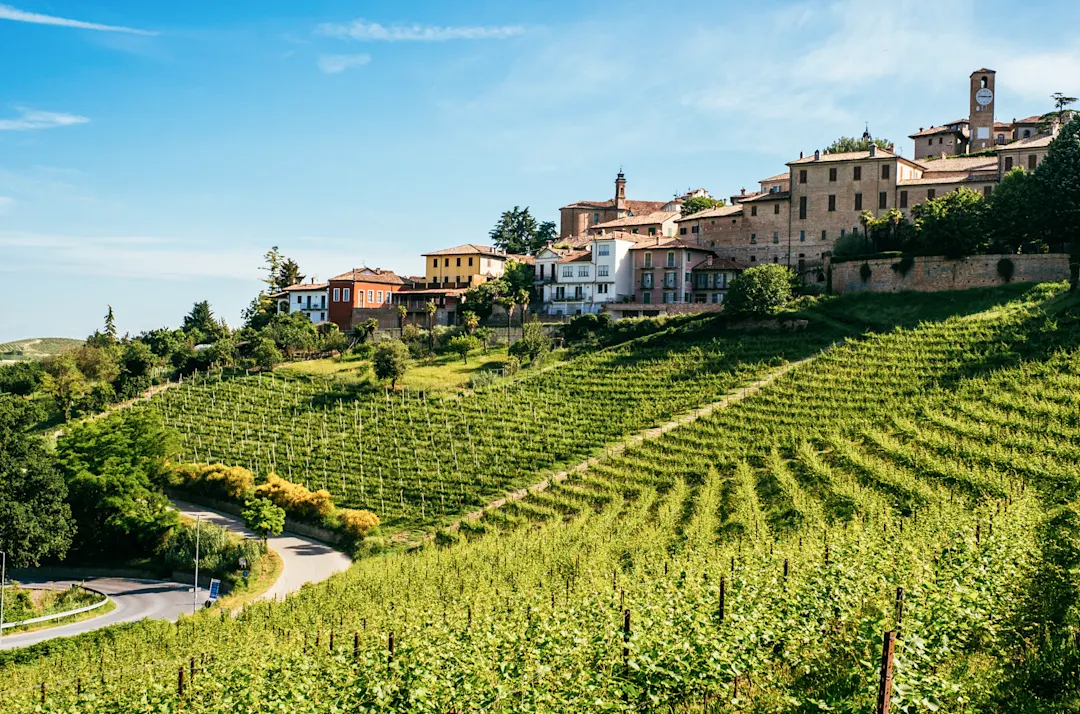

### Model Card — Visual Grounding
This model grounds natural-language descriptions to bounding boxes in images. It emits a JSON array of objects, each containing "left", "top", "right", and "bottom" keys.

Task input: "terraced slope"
[{"left": 4, "top": 283, "right": 1079, "bottom": 713}]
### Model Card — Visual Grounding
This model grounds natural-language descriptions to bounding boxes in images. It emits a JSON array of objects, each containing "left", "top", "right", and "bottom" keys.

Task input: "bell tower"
[
  {"left": 614, "top": 170, "right": 627, "bottom": 214},
  {"left": 969, "top": 69, "right": 996, "bottom": 152}
]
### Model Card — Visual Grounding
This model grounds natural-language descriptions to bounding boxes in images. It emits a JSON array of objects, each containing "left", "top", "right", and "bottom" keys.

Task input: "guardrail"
[{"left": 1, "top": 586, "right": 109, "bottom": 630}]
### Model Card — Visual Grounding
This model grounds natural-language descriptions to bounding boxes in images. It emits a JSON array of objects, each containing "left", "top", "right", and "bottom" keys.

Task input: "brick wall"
[{"left": 830, "top": 253, "right": 1071, "bottom": 295}]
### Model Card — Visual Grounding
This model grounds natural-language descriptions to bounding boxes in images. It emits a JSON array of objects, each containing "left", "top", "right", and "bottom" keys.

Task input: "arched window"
[
  {"left": 980, "top": 76, "right": 988, "bottom": 89},
  {"left": 997, "top": 134, "right": 1005, "bottom": 144}
]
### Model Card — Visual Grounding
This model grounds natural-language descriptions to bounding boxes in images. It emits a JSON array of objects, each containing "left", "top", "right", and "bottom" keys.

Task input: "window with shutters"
[{"left": 828, "top": 195, "right": 836, "bottom": 212}]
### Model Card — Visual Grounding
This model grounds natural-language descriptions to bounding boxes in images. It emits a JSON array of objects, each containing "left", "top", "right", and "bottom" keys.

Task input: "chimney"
[
  {"left": 740, "top": 187, "right": 746, "bottom": 196},
  {"left": 919, "top": 127, "right": 923, "bottom": 132},
  {"left": 799, "top": 151, "right": 804, "bottom": 159},
  {"left": 813, "top": 149, "right": 820, "bottom": 161},
  {"left": 869, "top": 143, "right": 877, "bottom": 157}
]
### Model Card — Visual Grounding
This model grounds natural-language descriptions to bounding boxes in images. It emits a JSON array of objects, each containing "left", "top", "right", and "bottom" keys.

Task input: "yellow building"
[{"left": 422, "top": 244, "right": 512, "bottom": 288}]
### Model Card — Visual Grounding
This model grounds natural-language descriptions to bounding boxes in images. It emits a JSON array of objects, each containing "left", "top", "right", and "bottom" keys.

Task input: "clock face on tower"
[{"left": 976, "top": 88, "right": 994, "bottom": 106}]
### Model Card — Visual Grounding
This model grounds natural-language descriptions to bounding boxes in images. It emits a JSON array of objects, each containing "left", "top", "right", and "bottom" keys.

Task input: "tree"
[
  {"left": 502, "top": 259, "right": 535, "bottom": 295},
  {"left": 57, "top": 410, "right": 178, "bottom": 558},
  {"left": 251, "top": 338, "right": 283, "bottom": 370},
  {"left": 396, "top": 304, "right": 408, "bottom": 331},
  {"left": 725, "top": 265, "right": 794, "bottom": 316},
  {"left": 0, "top": 361, "right": 45, "bottom": 396},
  {"left": 462, "top": 311, "right": 479, "bottom": 334},
  {"left": 361, "top": 318, "right": 379, "bottom": 343},
  {"left": 462, "top": 278, "right": 509, "bottom": 322},
  {"left": 1033, "top": 115, "right": 1080, "bottom": 244},
  {"left": 261, "top": 246, "right": 284, "bottom": 292},
  {"left": 516, "top": 288, "right": 531, "bottom": 330},
  {"left": 987, "top": 168, "right": 1040, "bottom": 253},
  {"left": 275, "top": 259, "right": 305, "bottom": 291},
  {"left": 182, "top": 301, "right": 225, "bottom": 341},
  {"left": 681, "top": 195, "right": 726, "bottom": 216},
  {"left": 489, "top": 206, "right": 556, "bottom": 255},
  {"left": 425, "top": 300, "right": 438, "bottom": 349},
  {"left": 204, "top": 336, "right": 238, "bottom": 368},
  {"left": 858, "top": 209, "right": 914, "bottom": 253},
  {"left": 825, "top": 135, "right": 892, "bottom": 154},
  {"left": 262, "top": 312, "right": 318, "bottom": 356},
  {"left": 911, "top": 188, "right": 989, "bottom": 258},
  {"left": 448, "top": 335, "right": 481, "bottom": 364},
  {"left": 501, "top": 294, "right": 517, "bottom": 345},
  {"left": 0, "top": 396, "right": 74, "bottom": 567},
  {"left": 508, "top": 320, "right": 550, "bottom": 363},
  {"left": 114, "top": 340, "right": 158, "bottom": 399},
  {"left": 104, "top": 306, "right": 117, "bottom": 342},
  {"left": 317, "top": 323, "right": 348, "bottom": 354},
  {"left": 242, "top": 497, "right": 285, "bottom": 550},
  {"left": 1039, "top": 92, "right": 1077, "bottom": 132},
  {"left": 373, "top": 340, "right": 409, "bottom": 389},
  {"left": 41, "top": 355, "right": 87, "bottom": 421}
]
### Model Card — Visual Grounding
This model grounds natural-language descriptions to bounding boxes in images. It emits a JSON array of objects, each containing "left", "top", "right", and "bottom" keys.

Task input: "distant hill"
[{"left": 0, "top": 337, "right": 84, "bottom": 363}]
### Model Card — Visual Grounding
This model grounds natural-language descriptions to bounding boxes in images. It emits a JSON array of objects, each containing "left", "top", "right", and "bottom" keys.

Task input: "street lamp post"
[
  {"left": 0, "top": 550, "right": 6, "bottom": 647},
  {"left": 193, "top": 515, "right": 201, "bottom": 614}
]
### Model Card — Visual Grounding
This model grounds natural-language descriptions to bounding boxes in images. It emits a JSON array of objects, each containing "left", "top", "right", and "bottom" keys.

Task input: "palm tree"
[
  {"left": 502, "top": 294, "right": 516, "bottom": 345},
  {"left": 425, "top": 300, "right": 438, "bottom": 350},
  {"left": 396, "top": 304, "right": 408, "bottom": 332},
  {"left": 362, "top": 318, "right": 379, "bottom": 343},
  {"left": 515, "top": 289, "right": 530, "bottom": 331},
  {"left": 463, "top": 311, "right": 479, "bottom": 334},
  {"left": 347, "top": 325, "right": 366, "bottom": 350}
]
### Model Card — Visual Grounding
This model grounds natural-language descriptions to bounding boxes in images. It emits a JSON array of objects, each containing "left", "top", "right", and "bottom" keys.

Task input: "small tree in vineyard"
[
  {"left": 373, "top": 340, "right": 409, "bottom": 389},
  {"left": 725, "top": 264, "right": 794, "bottom": 316}
]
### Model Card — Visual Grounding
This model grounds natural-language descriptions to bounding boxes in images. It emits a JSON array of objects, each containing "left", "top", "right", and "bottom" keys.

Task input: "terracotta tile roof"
[
  {"left": 1013, "top": 115, "right": 1042, "bottom": 124},
  {"left": 998, "top": 133, "right": 1055, "bottom": 150},
  {"left": 898, "top": 175, "right": 995, "bottom": 186},
  {"left": 628, "top": 237, "right": 718, "bottom": 251},
  {"left": 329, "top": 268, "right": 406, "bottom": 285},
  {"left": 561, "top": 198, "right": 668, "bottom": 215},
  {"left": 422, "top": 243, "right": 507, "bottom": 257},
  {"left": 279, "top": 282, "right": 329, "bottom": 292},
  {"left": 909, "top": 125, "right": 965, "bottom": 138},
  {"left": 739, "top": 190, "right": 790, "bottom": 203},
  {"left": 915, "top": 156, "right": 998, "bottom": 173},
  {"left": 556, "top": 249, "right": 591, "bottom": 263},
  {"left": 993, "top": 122, "right": 1013, "bottom": 130},
  {"left": 675, "top": 203, "right": 744, "bottom": 222},
  {"left": 788, "top": 148, "right": 899, "bottom": 164},
  {"left": 760, "top": 172, "right": 789, "bottom": 183},
  {"left": 398, "top": 286, "right": 466, "bottom": 297},
  {"left": 507, "top": 253, "right": 536, "bottom": 265},
  {"left": 592, "top": 211, "right": 678, "bottom": 229}
]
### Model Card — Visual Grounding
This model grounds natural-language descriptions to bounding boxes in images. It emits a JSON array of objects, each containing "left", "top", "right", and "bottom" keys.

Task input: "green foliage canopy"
[{"left": 725, "top": 264, "right": 794, "bottom": 316}]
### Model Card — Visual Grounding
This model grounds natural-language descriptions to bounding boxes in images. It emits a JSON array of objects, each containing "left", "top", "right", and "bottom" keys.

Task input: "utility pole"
[
  {"left": 0, "top": 550, "right": 6, "bottom": 647},
  {"left": 193, "top": 515, "right": 201, "bottom": 614}
]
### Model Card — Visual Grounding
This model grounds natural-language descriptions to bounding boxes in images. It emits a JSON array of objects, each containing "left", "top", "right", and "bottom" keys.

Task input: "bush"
[
  {"left": 467, "top": 370, "right": 500, "bottom": 389},
  {"left": 159, "top": 520, "right": 262, "bottom": 578},
  {"left": 0, "top": 361, "right": 45, "bottom": 396},
  {"left": 859, "top": 263, "right": 873, "bottom": 283},
  {"left": 997, "top": 257, "right": 1016, "bottom": 283},
  {"left": 372, "top": 340, "right": 409, "bottom": 388},
  {"left": 255, "top": 474, "right": 334, "bottom": 521},
  {"left": 350, "top": 342, "right": 374, "bottom": 360},
  {"left": 508, "top": 321, "right": 550, "bottom": 363},
  {"left": 400, "top": 324, "right": 424, "bottom": 343},
  {"left": 891, "top": 255, "right": 915, "bottom": 277},
  {"left": 563, "top": 313, "right": 611, "bottom": 343},
  {"left": 502, "top": 355, "right": 520, "bottom": 378},
  {"left": 167, "top": 463, "right": 255, "bottom": 501},
  {"left": 725, "top": 265, "right": 794, "bottom": 316},
  {"left": 448, "top": 334, "right": 482, "bottom": 363},
  {"left": 338, "top": 508, "right": 380, "bottom": 539}
]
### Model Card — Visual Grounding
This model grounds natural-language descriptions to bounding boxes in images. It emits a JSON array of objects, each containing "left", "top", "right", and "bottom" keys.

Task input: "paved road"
[
  {"left": 169, "top": 498, "right": 352, "bottom": 602},
  {"left": 0, "top": 502, "right": 351, "bottom": 651},
  {"left": 0, "top": 577, "right": 200, "bottom": 651}
]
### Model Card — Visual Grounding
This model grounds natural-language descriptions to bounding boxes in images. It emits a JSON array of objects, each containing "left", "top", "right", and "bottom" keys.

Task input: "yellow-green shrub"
[
  {"left": 338, "top": 508, "right": 379, "bottom": 538},
  {"left": 255, "top": 474, "right": 334, "bottom": 520},
  {"left": 167, "top": 463, "right": 255, "bottom": 501}
]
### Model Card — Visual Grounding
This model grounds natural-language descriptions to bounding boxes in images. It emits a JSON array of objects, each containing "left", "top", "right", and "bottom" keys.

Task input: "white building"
[
  {"left": 535, "top": 232, "right": 642, "bottom": 316},
  {"left": 274, "top": 281, "right": 330, "bottom": 325}
]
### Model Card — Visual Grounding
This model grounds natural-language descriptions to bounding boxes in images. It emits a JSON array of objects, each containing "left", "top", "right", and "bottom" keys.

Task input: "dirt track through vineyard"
[{"left": 441, "top": 348, "right": 828, "bottom": 538}]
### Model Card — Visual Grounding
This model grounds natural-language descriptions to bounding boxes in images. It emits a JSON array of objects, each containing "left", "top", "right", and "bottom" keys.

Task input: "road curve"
[
  {"left": 0, "top": 577, "right": 200, "bottom": 651},
  {"left": 0, "top": 503, "right": 351, "bottom": 651},
  {"left": 169, "top": 498, "right": 352, "bottom": 602}
]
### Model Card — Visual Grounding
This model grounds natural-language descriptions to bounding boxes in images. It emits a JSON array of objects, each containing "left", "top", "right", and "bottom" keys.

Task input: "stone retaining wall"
[{"left": 830, "top": 253, "right": 1071, "bottom": 294}]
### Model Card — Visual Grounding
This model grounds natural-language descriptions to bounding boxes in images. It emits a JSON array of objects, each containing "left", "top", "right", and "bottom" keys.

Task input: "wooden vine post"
[
  {"left": 895, "top": 587, "right": 905, "bottom": 638},
  {"left": 719, "top": 576, "right": 726, "bottom": 623},
  {"left": 178, "top": 666, "right": 185, "bottom": 697},
  {"left": 876, "top": 631, "right": 897, "bottom": 714}
]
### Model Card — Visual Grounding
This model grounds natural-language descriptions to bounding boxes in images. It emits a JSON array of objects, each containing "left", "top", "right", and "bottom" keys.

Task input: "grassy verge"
[
  {"left": 3, "top": 597, "right": 116, "bottom": 636},
  {"left": 213, "top": 547, "right": 283, "bottom": 610}
]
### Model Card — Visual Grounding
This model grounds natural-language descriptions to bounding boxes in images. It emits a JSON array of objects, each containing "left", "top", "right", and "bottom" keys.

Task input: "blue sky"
[{"left": 1, "top": 0, "right": 1078, "bottom": 341}]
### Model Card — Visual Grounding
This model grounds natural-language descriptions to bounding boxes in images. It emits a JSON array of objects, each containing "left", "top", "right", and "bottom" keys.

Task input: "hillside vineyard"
[
  {"left": 3, "top": 284, "right": 1080, "bottom": 712},
  {"left": 146, "top": 328, "right": 834, "bottom": 532}
]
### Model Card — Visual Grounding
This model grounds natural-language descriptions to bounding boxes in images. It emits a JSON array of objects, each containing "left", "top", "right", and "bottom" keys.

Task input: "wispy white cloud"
[
  {"left": 0, "top": 107, "right": 89, "bottom": 131},
  {"left": 0, "top": 3, "right": 156, "bottom": 35},
  {"left": 317, "top": 19, "right": 524, "bottom": 42},
  {"left": 316, "top": 53, "right": 371, "bottom": 74}
]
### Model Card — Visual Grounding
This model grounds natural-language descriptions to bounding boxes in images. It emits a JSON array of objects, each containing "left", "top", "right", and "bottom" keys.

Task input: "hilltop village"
[{"left": 276, "top": 68, "right": 1069, "bottom": 329}]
